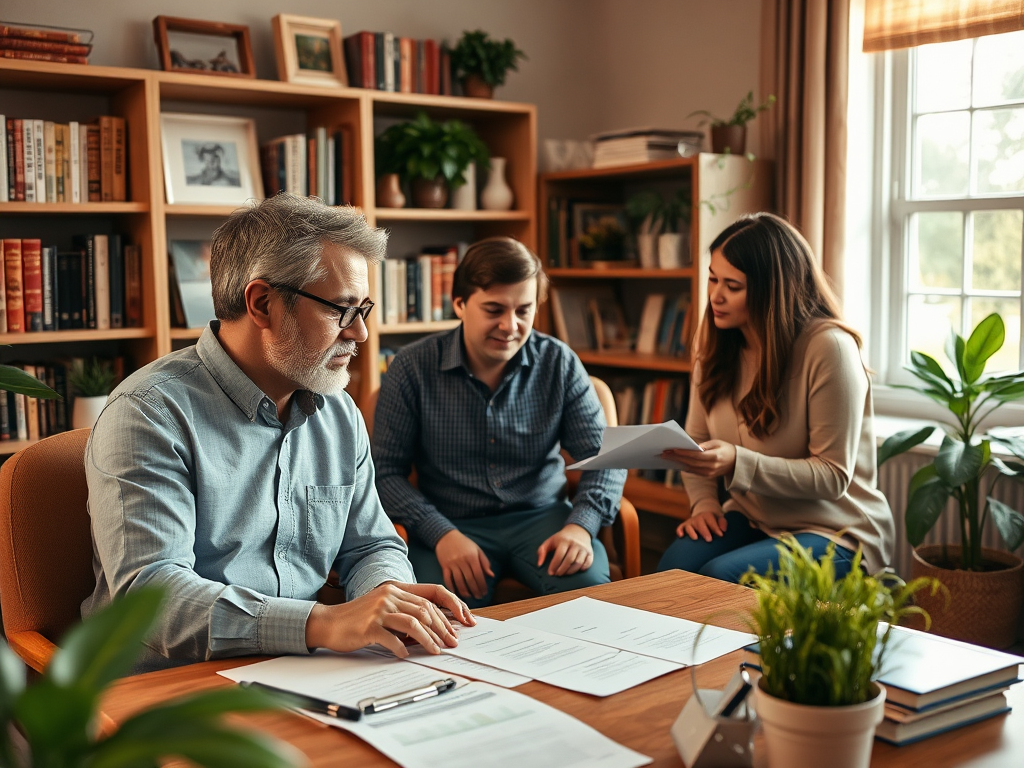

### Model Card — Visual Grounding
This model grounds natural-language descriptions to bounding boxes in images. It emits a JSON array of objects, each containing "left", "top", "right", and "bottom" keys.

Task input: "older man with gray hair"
[{"left": 84, "top": 194, "right": 471, "bottom": 673}]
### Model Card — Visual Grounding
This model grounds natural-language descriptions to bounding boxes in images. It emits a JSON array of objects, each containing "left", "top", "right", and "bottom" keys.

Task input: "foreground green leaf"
[
  {"left": 988, "top": 497, "right": 1024, "bottom": 551},
  {"left": 878, "top": 426, "right": 934, "bottom": 467},
  {"left": 963, "top": 313, "right": 1004, "bottom": 384}
]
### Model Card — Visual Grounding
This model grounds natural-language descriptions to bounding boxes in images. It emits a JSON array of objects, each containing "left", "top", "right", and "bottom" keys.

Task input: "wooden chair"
[
  {"left": 0, "top": 429, "right": 94, "bottom": 673},
  {"left": 370, "top": 376, "right": 641, "bottom": 603}
]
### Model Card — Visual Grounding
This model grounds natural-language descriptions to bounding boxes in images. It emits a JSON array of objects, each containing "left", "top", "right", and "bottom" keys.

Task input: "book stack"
[
  {"left": 1, "top": 115, "right": 127, "bottom": 203},
  {"left": 260, "top": 125, "right": 353, "bottom": 206},
  {"left": 376, "top": 245, "right": 464, "bottom": 326},
  {"left": 590, "top": 128, "right": 704, "bottom": 169},
  {"left": 0, "top": 23, "right": 92, "bottom": 65},
  {"left": 744, "top": 625, "right": 1024, "bottom": 747},
  {"left": 343, "top": 32, "right": 453, "bottom": 95}
]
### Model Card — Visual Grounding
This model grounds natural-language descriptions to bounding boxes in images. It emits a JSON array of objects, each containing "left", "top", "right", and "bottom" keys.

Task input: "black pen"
[
  {"left": 358, "top": 678, "right": 457, "bottom": 715},
  {"left": 241, "top": 681, "right": 363, "bottom": 721}
]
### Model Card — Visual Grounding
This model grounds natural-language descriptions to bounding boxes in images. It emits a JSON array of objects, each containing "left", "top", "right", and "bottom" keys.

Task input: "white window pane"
[
  {"left": 973, "top": 108, "right": 1024, "bottom": 194},
  {"left": 907, "top": 295, "right": 962, "bottom": 374},
  {"left": 972, "top": 30, "right": 1024, "bottom": 107},
  {"left": 970, "top": 298, "right": 1021, "bottom": 373},
  {"left": 971, "top": 210, "right": 1023, "bottom": 291},
  {"left": 916, "top": 39, "right": 972, "bottom": 113},
  {"left": 912, "top": 211, "right": 964, "bottom": 289},
  {"left": 915, "top": 112, "right": 970, "bottom": 197}
]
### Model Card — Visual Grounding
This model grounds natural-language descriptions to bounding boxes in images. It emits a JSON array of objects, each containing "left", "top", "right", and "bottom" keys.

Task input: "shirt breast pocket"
[{"left": 304, "top": 484, "right": 355, "bottom": 567}]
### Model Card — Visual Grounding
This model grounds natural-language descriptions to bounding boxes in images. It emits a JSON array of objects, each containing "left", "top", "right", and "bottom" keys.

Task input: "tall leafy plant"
[
  {"left": 375, "top": 112, "right": 490, "bottom": 188},
  {"left": 0, "top": 589, "right": 301, "bottom": 768},
  {"left": 449, "top": 30, "right": 526, "bottom": 87},
  {"left": 0, "top": 364, "right": 59, "bottom": 401},
  {"left": 878, "top": 313, "right": 1024, "bottom": 571}
]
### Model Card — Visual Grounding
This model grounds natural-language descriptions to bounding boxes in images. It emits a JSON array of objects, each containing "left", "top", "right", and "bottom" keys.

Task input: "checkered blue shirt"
[{"left": 372, "top": 327, "right": 626, "bottom": 547}]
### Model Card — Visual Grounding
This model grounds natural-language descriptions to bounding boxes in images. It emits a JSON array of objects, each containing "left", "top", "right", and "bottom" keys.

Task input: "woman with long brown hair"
[{"left": 657, "top": 213, "right": 894, "bottom": 582}]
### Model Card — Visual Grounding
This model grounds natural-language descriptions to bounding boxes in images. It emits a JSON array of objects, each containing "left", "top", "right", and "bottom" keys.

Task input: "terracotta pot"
[
  {"left": 756, "top": 680, "right": 885, "bottom": 768},
  {"left": 375, "top": 173, "right": 405, "bottom": 208},
  {"left": 910, "top": 544, "right": 1024, "bottom": 649},
  {"left": 411, "top": 176, "right": 448, "bottom": 209},
  {"left": 461, "top": 74, "right": 494, "bottom": 99},
  {"left": 711, "top": 124, "right": 746, "bottom": 155}
]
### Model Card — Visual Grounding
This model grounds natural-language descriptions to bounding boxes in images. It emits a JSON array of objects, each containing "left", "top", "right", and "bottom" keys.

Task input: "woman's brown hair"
[{"left": 697, "top": 213, "right": 860, "bottom": 438}]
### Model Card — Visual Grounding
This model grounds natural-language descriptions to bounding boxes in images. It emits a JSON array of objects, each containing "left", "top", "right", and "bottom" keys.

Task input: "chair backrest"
[
  {"left": 588, "top": 376, "right": 618, "bottom": 427},
  {"left": 0, "top": 429, "right": 94, "bottom": 646}
]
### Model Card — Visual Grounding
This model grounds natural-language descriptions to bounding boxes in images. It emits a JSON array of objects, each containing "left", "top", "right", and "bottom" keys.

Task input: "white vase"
[
  {"left": 71, "top": 395, "right": 107, "bottom": 430},
  {"left": 658, "top": 232, "right": 690, "bottom": 269},
  {"left": 637, "top": 233, "right": 658, "bottom": 269},
  {"left": 755, "top": 680, "right": 885, "bottom": 768},
  {"left": 480, "top": 157, "right": 514, "bottom": 211},
  {"left": 450, "top": 162, "right": 477, "bottom": 211}
]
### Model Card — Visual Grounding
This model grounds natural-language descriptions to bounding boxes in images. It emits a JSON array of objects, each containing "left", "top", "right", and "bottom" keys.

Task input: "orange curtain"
[
  {"left": 760, "top": 0, "right": 850, "bottom": 297},
  {"left": 863, "top": 0, "right": 1024, "bottom": 52}
]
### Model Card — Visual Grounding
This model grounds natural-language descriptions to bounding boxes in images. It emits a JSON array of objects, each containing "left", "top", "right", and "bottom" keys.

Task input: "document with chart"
[{"left": 507, "top": 596, "right": 756, "bottom": 666}]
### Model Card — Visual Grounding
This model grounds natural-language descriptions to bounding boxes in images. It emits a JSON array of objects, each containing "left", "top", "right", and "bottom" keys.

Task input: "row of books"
[
  {"left": 1, "top": 115, "right": 127, "bottom": 203},
  {"left": 590, "top": 128, "right": 703, "bottom": 168},
  {"left": 612, "top": 378, "right": 689, "bottom": 429},
  {"left": 0, "top": 237, "right": 143, "bottom": 332},
  {"left": 377, "top": 246, "right": 463, "bottom": 326},
  {"left": 636, "top": 293, "right": 693, "bottom": 356},
  {"left": 0, "top": 23, "right": 92, "bottom": 65},
  {"left": 260, "top": 126, "right": 353, "bottom": 206},
  {"left": 744, "top": 625, "right": 1023, "bottom": 747},
  {"left": 343, "top": 33, "right": 452, "bottom": 95}
]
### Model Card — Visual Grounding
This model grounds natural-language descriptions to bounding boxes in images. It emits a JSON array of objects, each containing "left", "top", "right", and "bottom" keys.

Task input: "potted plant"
[
  {"left": 375, "top": 112, "right": 490, "bottom": 209},
  {"left": 688, "top": 91, "right": 776, "bottom": 156},
  {"left": 448, "top": 30, "right": 526, "bottom": 99},
  {"left": 742, "top": 536, "right": 934, "bottom": 768},
  {"left": 0, "top": 588, "right": 299, "bottom": 768},
  {"left": 878, "top": 312, "right": 1024, "bottom": 648},
  {"left": 69, "top": 357, "right": 115, "bottom": 430},
  {"left": 625, "top": 189, "right": 691, "bottom": 269}
]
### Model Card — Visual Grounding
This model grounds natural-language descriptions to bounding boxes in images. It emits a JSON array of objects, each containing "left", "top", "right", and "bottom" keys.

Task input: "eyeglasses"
[{"left": 268, "top": 283, "right": 374, "bottom": 329}]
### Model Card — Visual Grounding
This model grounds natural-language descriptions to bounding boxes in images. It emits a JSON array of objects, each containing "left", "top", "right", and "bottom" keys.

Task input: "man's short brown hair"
[{"left": 451, "top": 237, "right": 548, "bottom": 304}]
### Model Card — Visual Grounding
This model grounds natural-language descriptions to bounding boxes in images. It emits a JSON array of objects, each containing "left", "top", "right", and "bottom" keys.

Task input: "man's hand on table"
[{"left": 305, "top": 582, "right": 474, "bottom": 658}]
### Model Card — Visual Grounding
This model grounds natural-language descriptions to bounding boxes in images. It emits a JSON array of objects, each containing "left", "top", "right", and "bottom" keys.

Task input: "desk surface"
[{"left": 100, "top": 571, "right": 1023, "bottom": 768}]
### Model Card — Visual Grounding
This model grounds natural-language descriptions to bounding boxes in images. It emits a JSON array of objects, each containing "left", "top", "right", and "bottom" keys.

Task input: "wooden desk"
[{"left": 101, "top": 571, "right": 1024, "bottom": 767}]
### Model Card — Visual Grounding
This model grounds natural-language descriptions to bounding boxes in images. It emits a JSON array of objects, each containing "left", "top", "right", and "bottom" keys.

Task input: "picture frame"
[
  {"left": 159, "top": 113, "right": 264, "bottom": 205},
  {"left": 588, "top": 298, "right": 632, "bottom": 351},
  {"left": 272, "top": 14, "right": 347, "bottom": 88},
  {"left": 168, "top": 240, "right": 216, "bottom": 328},
  {"left": 570, "top": 203, "right": 634, "bottom": 268},
  {"left": 152, "top": 16, "right": 255, "bottom": 79}
]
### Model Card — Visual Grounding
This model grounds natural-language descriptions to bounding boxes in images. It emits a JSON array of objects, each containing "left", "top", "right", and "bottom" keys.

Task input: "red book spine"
[
  {"left": 0, "top": 25, "right": 82, "bottom": 43},
  {"left": 12, "top": 119, "right": 24, "bottom": 202},
  {"left": 360, "top": 31, "right": 375, "bottom": 90},
  {"left": 430, "top": 256, "right": 443, "bottom": 322},
  {"left": 0, "top": 49, "right": 89, "bottom": 65},
  {"left": 0, "top": 36, "right": 91, "bottom": 56},
  {"left": 21, "top": 238, "right": 43, "bottom": 331},
  {"left": 3, "top": 239, "right": 25, "bottom": 332},
  {"left": 399, "top": 38, "right": 414, "bottom": 93},
  {"left": 424, "top": 40, "right": 439, "bottom": 96},
  {"left": 112, "top": 116, "right": 126, "bottom": 202}
]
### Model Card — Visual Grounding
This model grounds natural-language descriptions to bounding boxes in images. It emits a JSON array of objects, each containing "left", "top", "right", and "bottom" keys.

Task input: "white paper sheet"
[
  {"left": 507, "top": 596, "right": 756, "bottom": 667},
  {"left": 443, "top": 616, "right": 682, "bottom": 696},
  {"left": 398, "top": 647, "right": 531, "bottom": 688},
  {"left": 566, "top": 421, "right": 703, "bottom": 470},
  {"left": 316, "top": 682, "right": 652, "bottom": 768}
]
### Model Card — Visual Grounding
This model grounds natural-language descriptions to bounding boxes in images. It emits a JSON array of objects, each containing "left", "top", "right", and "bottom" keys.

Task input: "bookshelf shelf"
[
  {"left": 0, "top": 439, "right": 38, "bottom": 456},
  {"left": 0, "top": 202, "right": 149, "bottom": 215},
  {"left": 547, "top": 267, "right": 696, "bottom": 279},
  {"left": 169, "top": 328, "right": 204, "bottom": 341},
  {"left": 378, "top": 319, "right": 460, "bottom": 335},
  {"left": 373, "top": 209, "right": 530, "bottom": 223},
  {"left": 0, "top": 329, "right": 152, "bottom": 344},
  {"left": 574, "top": 351, "right": 692, "bottom": 373},
  {"left": 164, "top": 205, "right": 243, "bottom": 218}
]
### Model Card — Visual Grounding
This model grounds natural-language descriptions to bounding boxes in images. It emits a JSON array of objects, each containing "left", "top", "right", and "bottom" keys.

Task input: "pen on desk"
[
  {"left": 358, "top": 678, "right": 457, "bottom": 715},
  {"left": 240, "top": 681, "right": 363, "bottom": 722}
]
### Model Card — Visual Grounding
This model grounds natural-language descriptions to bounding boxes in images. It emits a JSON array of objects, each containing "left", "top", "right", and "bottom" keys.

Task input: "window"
[{"left": 887, "top": 30, "right": 1024, "bottom": 381}]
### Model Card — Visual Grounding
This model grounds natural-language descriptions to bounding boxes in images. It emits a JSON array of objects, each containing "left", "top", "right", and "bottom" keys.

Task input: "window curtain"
[
  {"left": 759, "top": 0, "right": 850, "bottom": 297},
  {"left": 863, "top": 0, "right": 1024, "bottom": 52}
]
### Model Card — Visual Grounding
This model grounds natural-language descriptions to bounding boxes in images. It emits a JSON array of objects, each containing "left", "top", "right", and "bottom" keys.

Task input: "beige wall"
[{"left": 4, "top": 0, "right": 763, "bottom": 152}]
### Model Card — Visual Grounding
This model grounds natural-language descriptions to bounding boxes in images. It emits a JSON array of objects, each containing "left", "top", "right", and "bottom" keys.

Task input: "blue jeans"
[
  {"left": 407, "top": 501, "right": 610, "bottom": 608},
  {"left": 657, "top": 511, "right": 855, "bottom": 584}
]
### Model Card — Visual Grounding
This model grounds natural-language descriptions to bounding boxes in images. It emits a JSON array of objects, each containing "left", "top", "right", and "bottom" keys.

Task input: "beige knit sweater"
[{"left": 683, "top": 321, "right": 895, "bottom": 574}]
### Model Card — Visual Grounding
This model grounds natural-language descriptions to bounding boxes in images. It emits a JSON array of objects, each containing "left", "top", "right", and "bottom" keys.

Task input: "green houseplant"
[
  {"left": 741, "top": 536, "right": 935, "bottom": 768},
  {"left": 68, "top": 357, "right": 115, "bottom": 430},
  {"left": 375, "top": 112, "right": 490, "bottom": 209},
  {"left": 878, "top": 312, "right": 1024, "bottom": 647},
  {"left": 0, "top": 588, "right": 300, "bottom": 768},
  {"left": 688, "top": 90, "right": 776, "bottom": 156},
  {"left": 625, "top": 189, "right": 691, "bottom": 269},
  {"left": 448, "top": 30, "right": 526, "bottom": 98}
]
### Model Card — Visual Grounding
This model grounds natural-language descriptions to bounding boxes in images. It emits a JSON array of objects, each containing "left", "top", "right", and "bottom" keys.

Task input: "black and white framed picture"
[{"left": 160, "top": 113, "right": 263, "bottom": 205}]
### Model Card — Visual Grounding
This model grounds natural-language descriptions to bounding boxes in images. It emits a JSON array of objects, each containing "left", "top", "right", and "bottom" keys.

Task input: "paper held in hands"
[{"left": 567, "top": 420, "right": 703, "bottom": 471}]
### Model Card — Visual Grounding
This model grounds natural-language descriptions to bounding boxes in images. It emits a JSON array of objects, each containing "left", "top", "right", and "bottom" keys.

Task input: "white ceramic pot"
[
  {"left": 480, "top": 157, "right": 514, "bottom": 211},
  {"left": 71, "top": 395, "right": 107, "bottom": 430},
  {"left": 658, "top": 232, "right": 690, "bottom": 268},
  {"left": 450, "top": 162, "right": 477, "bottom": 211},
  {"left": 637, "top": 233, "right": 658, "bottom": 269},
  {"left": 755, "top": 680, "right": 885, "bottom": 768}
]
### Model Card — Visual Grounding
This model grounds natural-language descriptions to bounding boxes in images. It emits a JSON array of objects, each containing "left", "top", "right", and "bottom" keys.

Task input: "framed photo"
[
  {"left": 152, "top": 16, "right": 255, "bottom": 79},
  {"left": 160, "top": 113, "right": 264, "bottom": 205},
  {"left": 168, "top": 240, "right": 216, "bottom": 328},
  {"left": 588, "top": 299, "right": 631, "bottom": 351},
  {"left": 272, "top": 14, "right": 347, "bottom": 88},
  {"left": 571, "top": 203, "right": 634, "bottom": 267}
]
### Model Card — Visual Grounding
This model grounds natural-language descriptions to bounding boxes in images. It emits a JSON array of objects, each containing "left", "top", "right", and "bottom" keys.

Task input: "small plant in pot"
[
  {"left": 689, "top": 90, "right": 775, "bottom": 156},
  {"left": 742, "top": 536, "right": 935, "bottom": 768},
  {"left": 69, "top": 357, "right": 115, "bottom": 430},
  {"left": 878, "top": 312, "right": 1024, "bottom": 648},
  {"left": 625, "top": 189, "right": 691, "bottom": 269},
  {"left": 375, "top": 111, "right": 490, "bottom": 209},
  {"left": 449, "top": 30, "right": 526, "bottom": 99}
]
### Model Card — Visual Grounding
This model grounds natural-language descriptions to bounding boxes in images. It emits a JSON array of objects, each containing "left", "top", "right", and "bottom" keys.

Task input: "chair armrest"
[
  {"left": 394, "top": 523, "right": 409, "bottom": 543},
  {"left": 616, "top": 497, "right": 641, "bottom": 580},
  {"left": 7, "top": 630, "right": 57, "bottom": 674}
]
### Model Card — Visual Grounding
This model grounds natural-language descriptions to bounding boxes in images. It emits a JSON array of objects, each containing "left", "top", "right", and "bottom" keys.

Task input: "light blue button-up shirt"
[{"left": 83, "top": 322, "right": 414, "bottom": 673}]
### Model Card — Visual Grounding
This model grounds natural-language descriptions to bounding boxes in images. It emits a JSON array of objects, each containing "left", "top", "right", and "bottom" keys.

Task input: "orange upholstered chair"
[{"left": 0, "top": 428, "right": 94, "bottom": 673}]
